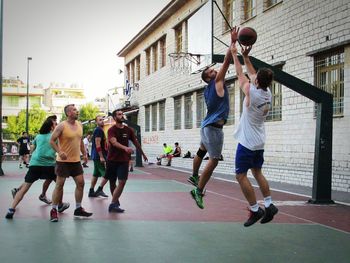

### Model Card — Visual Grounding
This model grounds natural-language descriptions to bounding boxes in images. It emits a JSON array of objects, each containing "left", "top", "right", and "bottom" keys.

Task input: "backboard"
[{"left": 188, "top": 0, "right": 213, "bottom": 74}]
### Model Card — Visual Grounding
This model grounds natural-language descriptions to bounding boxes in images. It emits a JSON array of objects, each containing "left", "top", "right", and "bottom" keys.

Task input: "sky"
[{"left": 3, "top": 0, "right": 170, "bottom": 101}]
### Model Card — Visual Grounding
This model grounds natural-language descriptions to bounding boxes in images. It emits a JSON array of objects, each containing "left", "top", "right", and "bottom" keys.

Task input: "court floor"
[{"left": 0, "top": 161, "right": 349, "bottom": 263}]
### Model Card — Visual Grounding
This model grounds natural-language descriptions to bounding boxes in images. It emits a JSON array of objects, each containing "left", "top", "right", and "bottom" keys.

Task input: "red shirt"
[{"left": 107, "top": 125, "right": 136, "bottom": 162}]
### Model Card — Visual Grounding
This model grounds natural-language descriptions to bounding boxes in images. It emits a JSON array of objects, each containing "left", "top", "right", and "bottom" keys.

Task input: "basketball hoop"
[{"left": 169, "top": 52, "right": 202, "bottom": 75}]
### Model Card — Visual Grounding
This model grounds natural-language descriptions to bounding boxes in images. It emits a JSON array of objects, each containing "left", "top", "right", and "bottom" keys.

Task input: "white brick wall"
[{"left": 122, "top": 0, "right": 350, "bottom": 193}]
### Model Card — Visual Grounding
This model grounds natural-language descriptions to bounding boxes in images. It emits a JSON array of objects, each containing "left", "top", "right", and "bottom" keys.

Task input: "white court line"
[{"left": 169, "top": 172, "right": 350, "bottom": 234}]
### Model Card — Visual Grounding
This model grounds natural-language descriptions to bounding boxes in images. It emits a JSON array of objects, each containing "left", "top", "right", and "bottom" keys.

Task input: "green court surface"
[{"left": 0, "top": 161, "right": 349, "bottom": 263}]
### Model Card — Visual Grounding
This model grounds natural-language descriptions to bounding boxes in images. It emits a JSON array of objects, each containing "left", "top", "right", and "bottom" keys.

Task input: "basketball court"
[{"left": 0, "top": 161, "right": 349, "bottom": 263}]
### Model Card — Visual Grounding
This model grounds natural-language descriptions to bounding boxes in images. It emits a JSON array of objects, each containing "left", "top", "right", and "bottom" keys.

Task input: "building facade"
[
  {"left": 118, "top": 0, "right": 350, "bottom": 193},
  {"left": 2, "top": 77, "right": 47, "bottom": 128}
]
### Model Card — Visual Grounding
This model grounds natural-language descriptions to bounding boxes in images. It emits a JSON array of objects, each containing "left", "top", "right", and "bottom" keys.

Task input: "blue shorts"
[{"left": 235, "top": 143, "right": 264, "bottom": 174}]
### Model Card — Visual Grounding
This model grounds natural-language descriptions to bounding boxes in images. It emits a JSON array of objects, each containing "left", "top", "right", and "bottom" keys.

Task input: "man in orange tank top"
[{"left": 49, "top": 104, "right": 93, "bottom": 222}]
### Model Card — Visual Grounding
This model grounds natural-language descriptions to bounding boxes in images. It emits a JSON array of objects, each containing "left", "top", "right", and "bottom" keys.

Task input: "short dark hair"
[
  {"left": 64, "top": 104, "right": 75, "bottom": 116},
  {"left": 39, "top": 119, "right": 54, "bottom": 134},
  {"left": 175, "top": 142, "right": 179, "bottom": 146},
  {"left": 256, "top": 68, "right": 274, "bottom": 90},
  {"left": 47, "top": 115, "right": 57, "bottom": 121},
  {"left": 112, "top": 109, "right": 123, "bottom": 118},
  {"left": 22, "top": 131, "right": 27, "bottom": 135},
  {"left": 163, "top": 143, "right": 167, "bottom": 147},
  {"left": 201, "top": 68, "right": 210, "bottom": 84}
]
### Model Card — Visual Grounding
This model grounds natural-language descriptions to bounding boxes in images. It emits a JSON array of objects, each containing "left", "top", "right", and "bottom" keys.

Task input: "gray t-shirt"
[{"left": 234, "top": 84, "right": 272, "bottom": 151}]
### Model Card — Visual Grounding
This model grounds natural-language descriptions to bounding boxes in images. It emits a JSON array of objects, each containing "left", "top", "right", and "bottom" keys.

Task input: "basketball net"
[{"left": 169, "top": 52, "right": 201, "bottom": 75}]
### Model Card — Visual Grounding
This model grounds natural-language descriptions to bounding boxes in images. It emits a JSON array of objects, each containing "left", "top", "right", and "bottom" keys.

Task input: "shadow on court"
[{"left": 0, "top": 161, "right": 349, "bottom": 263}]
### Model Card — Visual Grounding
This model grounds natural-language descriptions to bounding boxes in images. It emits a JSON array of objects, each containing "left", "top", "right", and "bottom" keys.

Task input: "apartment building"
[{"left": 117, "top": 0, "right": 350, "bottom": 193}]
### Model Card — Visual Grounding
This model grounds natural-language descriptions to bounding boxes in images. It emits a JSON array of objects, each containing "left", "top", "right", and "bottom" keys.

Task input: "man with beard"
[{"left": 105, "top": 109, "right": 148, "bottom": 213}]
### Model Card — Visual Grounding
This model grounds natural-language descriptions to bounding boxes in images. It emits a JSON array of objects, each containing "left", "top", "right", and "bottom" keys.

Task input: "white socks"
[{"left": 264, "top": 196, "right": 272, "bottom": 208}]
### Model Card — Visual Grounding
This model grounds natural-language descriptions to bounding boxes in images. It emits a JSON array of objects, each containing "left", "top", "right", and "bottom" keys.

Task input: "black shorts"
[
  {"left": 19, "top": 149, "right": 30, "bottom": 156},
  {"left": 24, "top": 166, "right": 56, "bottom": 183},
  {"left": 55, "top": 162, "right": 84, "bottom": 178},
  {"left": 105, "top": 161, "right": 129, "bottom": 181}
]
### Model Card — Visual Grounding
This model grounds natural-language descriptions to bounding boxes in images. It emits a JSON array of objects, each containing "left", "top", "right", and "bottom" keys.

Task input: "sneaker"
[
  {"left": 82, "top": 163, "right": 89, "bottom": 168},
  {"left": 74, "top": 207, "right": 93, "bottom": 217},
  {"left": 58, "top": 202, "right": 70, "bottom": 213},
  {"left": 11, "top": 188, "right": 19, "bottom": 199},
  {"left": 187, "top": 176, "right": 199, "bottom": 187},
  {"left": 130, "top": 167, "right": 134, "bottom": 172},
  {"left": 190, "top": 189, "right": 204, "bottom": 209},
  {"left": 5, "top": 209, "right": 15, "bottom": 219},
  {"left": 244, "top": 207, "right": 264, "bottom": 227},
  {"left": 88, "top": 189, "right": 97, "bottom": 197},
  {"left": 261, "top": 204, "right": 278, "bottom": 224},
  {"left": 95, "top": 189, "right": 108, "bottom": 198},
  {"left": 50, "top": 208, "right": 58, "bottom": 222},
  {"left": 19, "top": 164, "right": 23, "bottom": 169},
  {"left": 108, "top": 203, "right": 125, "bottom": 213},
  {"left": 39, "top": 194, "right": 52, "bottom": 205},
  {"left": 25, "top": 164, "right": 29, "bottom": 168}
]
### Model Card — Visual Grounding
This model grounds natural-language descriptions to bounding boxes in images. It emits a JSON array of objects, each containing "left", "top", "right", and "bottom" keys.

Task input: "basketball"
[{"left": 238, "top": 27, "right": 257, "bottom": 46}]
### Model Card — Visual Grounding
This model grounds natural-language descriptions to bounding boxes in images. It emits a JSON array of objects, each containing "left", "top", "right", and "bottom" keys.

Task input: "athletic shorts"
[
  {"left": 24, "top": 166, "right": 56, "bottom": 183},
  {"left": 235, "top": 143, "right": 264, "bottom": 174},
  {"left": 19, "top": 149, "right": 30, "bottom": 156},
  {"left": 200, "top": 125, "right": 224, "bottom": 159},
  {"left": 105, "top": 161, "right": 129, "bottom": 181},
  {"left": 55, "top": 161, "right": 83, "bottom": 178},
  {"left": 93, "top": 160, "right": 106, "bottom": 178}
]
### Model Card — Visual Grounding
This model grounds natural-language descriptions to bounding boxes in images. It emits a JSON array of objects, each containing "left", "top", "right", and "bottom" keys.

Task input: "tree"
[
  {"left": 78, "top": 103, "right": 100, "bottom": 134},
  {"left": 4, "top": 105, "right": 47, "bottom": 140}
]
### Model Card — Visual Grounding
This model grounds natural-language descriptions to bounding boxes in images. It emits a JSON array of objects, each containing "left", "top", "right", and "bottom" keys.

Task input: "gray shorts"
[{"left": 200, "top": 125, "right": 224, "bottom": 159}]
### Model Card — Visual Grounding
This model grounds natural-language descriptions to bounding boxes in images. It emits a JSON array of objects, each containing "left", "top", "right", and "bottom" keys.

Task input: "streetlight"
[{"left": 25, "top": 57, "right": 32, "bottom": 134}]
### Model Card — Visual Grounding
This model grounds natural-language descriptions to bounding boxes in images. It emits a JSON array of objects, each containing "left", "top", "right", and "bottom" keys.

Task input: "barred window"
[
  {"left": 4, "top": 96, "right": 19, "bottom": 107},
  {"left": 152, "top": 43, "right": 158, "bottom": 72},
  {"left": 159, "top": 100, "right": 165, "bottom": 131},
  {"left": 223, "top": 0, "right": 235, "bottom": 32},
  {"left": 184, "top": 93, "right": 193, "bottom": 129},
  {"left": 315, "top": 49, "right": 344, "bottom": 116},
  {"left": 226, "top": 83, "right": 235, "bottom": 125},
  {"left": 196, "top": 90, "right": 205, "bottom": 128},
  {"left": 135, "top": 56, "right": 140, "bottom": 81},
  {"left": 175, "top": 24, "right": 183, "bottom": 53},
  {"left": 243, "top": 0, "right": 257, "bottom": 20},
  {"left": 266, "top": 81, "right": 282, "bottom": 121},
  {"left": 29, "top": 96, "right": 41, "bottom": 106},
  {"left": 145, "top": 48, "right": 151, "bottom": 76},
  {"left": 145, "top": 105, "right": 150, "bottom": 132},
  {"left": 151, "top": 103, "right": 157, "bottom": 131},
  {"left": 160, "top": 36, "right": 166, "bottom": 68},
  {"left": 174, "top": 96, "right": 182, "bottom": 130}
]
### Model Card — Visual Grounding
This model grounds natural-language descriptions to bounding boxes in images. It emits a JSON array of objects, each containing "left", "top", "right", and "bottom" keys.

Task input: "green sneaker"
[
  {"left": 187, "top": 175, "right": 199, "bottom": 186},
  {"left": 190, "top": 189, "right": 204, "bottom": 209}
]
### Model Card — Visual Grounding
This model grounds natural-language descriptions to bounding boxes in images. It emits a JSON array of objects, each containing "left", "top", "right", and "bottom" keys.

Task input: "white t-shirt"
[
  {"left": 234, "top": 84, "right": 272, "bottom": 151},
  {"left": 83, "top": 137, "right": 89, "bottom": 153}
]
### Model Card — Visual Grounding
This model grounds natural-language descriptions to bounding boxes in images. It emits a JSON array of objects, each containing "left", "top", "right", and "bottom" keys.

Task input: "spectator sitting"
[
  {"left": 171, "top": 142, "right": 181, "bottom": 158},
  {"left": 156, "top": 143, "right": 173, "bottom": 166}
]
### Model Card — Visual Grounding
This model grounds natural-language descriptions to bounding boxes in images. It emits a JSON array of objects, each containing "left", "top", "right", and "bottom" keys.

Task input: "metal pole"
[
  {"left": 0, "top": 0, "right": 4, "bottom": 176},
  {"left": 25, "top": 57, "right": 32, "bottom": 134}
]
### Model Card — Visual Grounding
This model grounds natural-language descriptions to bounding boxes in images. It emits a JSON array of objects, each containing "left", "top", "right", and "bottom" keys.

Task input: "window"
[
  {"left": 130, "top": 61, "right": 135, "bottom": 84},
  {"left": 29, "top": 96, "right": 41, "bottom": 106},
  {"left": 223, "top": 0, "right": 235, "bottom": 32},
  {"left": 175, "top": 24, "right": 183, "bottom": 53},
  {"left": 315, "top": 49, "right": 344, "bottom": 116},
  {"left": 152, "top": 103, "right": 157, "bottom": 131},
  {"left": 184, "top": 93, "right": 193, "bottom": 129},
  {"left": 4, "top": 96, "right": 19, "bottom": 107},
  {"left": 145, "top": 105, "right": 150, "bottom": 132},
  {"left": 174, "top": 96, "right": 182, "bottom": 130},
  {"left": 266, "top": 81, "right": 282, "bottom": 121},
  {"left": 160, "top": 37, "right": 166, "bottom": 68},
  {"left": 145, "top": 48, "right": 151, "bottom": 76},
  {"left": 135, "top": 56, "right": 141, "bottom": 81},
  {"left": 152, "top": 43, "right": 158, "bottom": 72},
  {"left": 196, "top": 90, "right": 206, "bottom": 128},
  {"left": 226, "top": 83, "right": 235, "bottom": 125},
  {"left": 159, "top": 100, "right": 165, "bottom": 131},
  {"left": 243, "top": 0, "right": 257, "bottom": 20},
  {"left": 264, "top": 0, "right": 280, "bottom": 10}
]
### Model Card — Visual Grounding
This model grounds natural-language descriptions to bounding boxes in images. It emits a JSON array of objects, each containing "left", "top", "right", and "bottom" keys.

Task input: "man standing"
[
  {"left": 105, "top": 109, "right": 148, "bottom": 213},
  {"left": 188, "top": 28, "right": 237, "bottom": 209},
  {"left": 231, "top": 41, "right": 278, "bottom": 227},
  {"left": 17, "top": 132, "right": 30, "bottom": 168},
  {"left": 49, "top": 104, "right": 93, "bottom": 222},
  {"left": 82, "top": 133, "right": 91, "bottom": 168},
  {"left": 88, "top": 115, "right": 108, "bottom": 197}
]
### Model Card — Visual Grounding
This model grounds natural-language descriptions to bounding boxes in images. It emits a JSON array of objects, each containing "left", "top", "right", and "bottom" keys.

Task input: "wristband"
[{"left": 96, "top": 147, "right": 102, "bottom": 153}]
